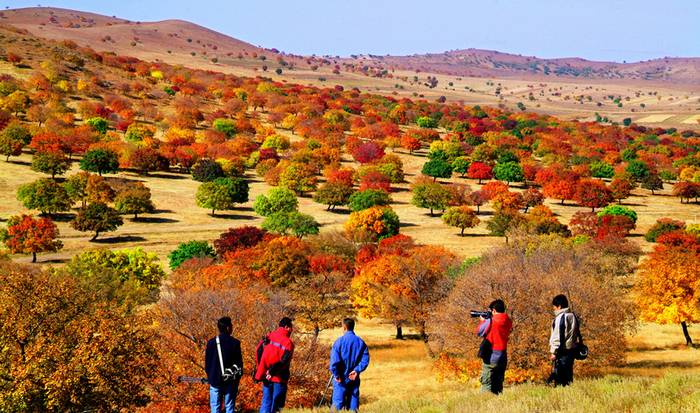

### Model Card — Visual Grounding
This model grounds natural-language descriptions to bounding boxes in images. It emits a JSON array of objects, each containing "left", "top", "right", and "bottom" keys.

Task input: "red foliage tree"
[
  {"left": 543, "top": 178, "right": 578, "bottom": 205},
  {"left": 2, "top": 214, "right": 62, "bottom": 263},
  {"left": 467, "top": 162, "right": 493, "bottom": 184},
  {"left": 574, "top": 178, "right": 613, "bottom": 212},
  {"left": 214, "top": 226, "right": 268, "bottom": 257},
  {"left": 359, "top": 171, "right": 391, "bottom": 192},
  {"left": 352, "top": 141, "right": 385, "bottom": 164},
  {"left": 400, "top": 135, "right": 421, "bottom": 154},
  {"left": 609, "top": 178, "right": 636, "bottom": 204}
]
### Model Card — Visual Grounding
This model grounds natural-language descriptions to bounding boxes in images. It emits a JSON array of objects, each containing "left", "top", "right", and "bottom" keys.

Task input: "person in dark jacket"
[
  {"left": 205, "top": 317, "right": 243, "bottom": 413},
  {"left": 476, "top": 299, "right": 512, "bottom": 394},
  {"left": 330, "top": 318, "right": 370, "bottom": 411},
  {"left": 255, "top": 317, "right": 295, "bottom": 413}
]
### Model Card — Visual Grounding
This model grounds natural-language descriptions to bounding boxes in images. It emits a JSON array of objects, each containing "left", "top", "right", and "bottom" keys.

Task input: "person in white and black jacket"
[
  {"left": 205, "top": 317, "right": 243, "bottom": 413},
  {"left": 548, "top": 295, "right": 578, "bottom": 386}
]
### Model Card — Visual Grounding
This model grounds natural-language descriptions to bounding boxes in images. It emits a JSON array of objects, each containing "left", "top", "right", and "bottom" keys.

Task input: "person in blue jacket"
[{"left": 329, "top": 318, "right": 370, "bottom": 412}]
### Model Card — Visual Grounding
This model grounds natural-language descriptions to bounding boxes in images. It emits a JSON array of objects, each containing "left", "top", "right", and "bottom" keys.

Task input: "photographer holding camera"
[
  {"left": 205, "top": 317, "right": 243, "bottom": 413},
  {"left": 474, "top": 299, "right": 512, "bottom": 394}
]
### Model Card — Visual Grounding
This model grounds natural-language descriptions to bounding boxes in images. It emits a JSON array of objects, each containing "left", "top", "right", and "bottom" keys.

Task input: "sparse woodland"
[{"left": 0, "top": 22, "right": 699, "bottom": 412}]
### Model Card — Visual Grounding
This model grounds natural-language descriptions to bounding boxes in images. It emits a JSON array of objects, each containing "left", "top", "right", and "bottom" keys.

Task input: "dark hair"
[
  {"left": 552, "top": 294, "right": 569, "bottom": 308},
  {"left": 217, "top": 316, "right": 232, "bottom": 334},
  {"left": 343, "top": 318, "right": 355, "bottom": 331},
  {"left": 279, "top": 317, "right": 293, "bottom": 328},
  {"left": 489, "top": 299, "right": 506, "bottom": 313}
]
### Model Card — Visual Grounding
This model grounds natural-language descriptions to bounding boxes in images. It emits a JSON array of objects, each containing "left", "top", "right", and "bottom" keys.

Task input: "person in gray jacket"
[{"left": 548, "top": 294, "right": 578, "bottom": 386}]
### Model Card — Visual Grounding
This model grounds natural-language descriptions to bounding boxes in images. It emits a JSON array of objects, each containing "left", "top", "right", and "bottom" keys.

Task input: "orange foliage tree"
[{"left": 1, "top": 214, "right": 62, "bottom": 262}]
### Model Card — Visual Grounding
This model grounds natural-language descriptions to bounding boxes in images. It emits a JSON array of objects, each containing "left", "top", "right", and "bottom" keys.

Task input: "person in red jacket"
[
  {"left": 255, "top": 317, "right": 295, "bottom": 413},
  {"left": 475, "top": 299, "right": 512, "bottom": 394}
]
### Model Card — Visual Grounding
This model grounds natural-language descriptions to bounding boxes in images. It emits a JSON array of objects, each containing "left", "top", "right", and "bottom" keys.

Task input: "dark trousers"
[
  {"left": 480, "top": 356, "right": 507, "bottom": 394},
  {"left": 332, "top": 379, "right": 360, "bottom": 411},
  {"left": 552, "top": 352, "right": 575, "bottom": 386}
]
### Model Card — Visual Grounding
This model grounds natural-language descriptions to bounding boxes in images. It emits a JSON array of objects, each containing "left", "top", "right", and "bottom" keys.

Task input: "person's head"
[
  {"left": 489, "top": 299, "right": 506, "bottom": 314},
  {"left": 343, "top": 318, "right": 355, "bottom": 332},
  {"left": 552, "top": 294, "right": 569, "bottom": 310},
  {"left": 279, "top": 317, "right": 293, "bottom": 332},
  {"left": 217, "top": 316, "right": 232, "bottom": 335}
]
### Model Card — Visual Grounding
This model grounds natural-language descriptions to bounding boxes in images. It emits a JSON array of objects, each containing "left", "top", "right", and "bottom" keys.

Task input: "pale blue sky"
[{"left": 5, "top": 0, "right": 699, "bottom": 62}]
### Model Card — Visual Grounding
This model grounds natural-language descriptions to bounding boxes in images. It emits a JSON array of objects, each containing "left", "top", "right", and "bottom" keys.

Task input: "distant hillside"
[
  {"left": 348, "top": 49, "right": 700, "bottom": 85},
  {"left": 0, "top": 7, "right": 270, "bottom": 64},
  {"left": 2, "top": 6, "right": 699, "bottom": 86}
]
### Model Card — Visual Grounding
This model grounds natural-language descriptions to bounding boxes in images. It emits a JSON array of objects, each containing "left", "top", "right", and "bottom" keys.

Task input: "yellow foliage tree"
[{"left": 636, "top": 247, "right": 700, "bottom": 345}]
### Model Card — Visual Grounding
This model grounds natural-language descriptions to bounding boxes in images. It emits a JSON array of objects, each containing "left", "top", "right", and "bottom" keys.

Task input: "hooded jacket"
[
  {"left": 476, "top": 312, "right": 513, "bottom": 364},
  {"left": 254, "top": 327, "right": 295, "bottom": 384}
]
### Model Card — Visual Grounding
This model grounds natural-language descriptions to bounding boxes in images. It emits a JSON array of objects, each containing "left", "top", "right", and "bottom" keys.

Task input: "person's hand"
[
  {"left": 549, "top": 354, "right": 556, "bottom": 361},
  {"left": 479, "top": 316, "right": 485, "bottom": 321},
  {"left": 335, "top": 377, "right": 342, "bottom": 383},
  {"left": 265, "top": 372, "right": 272, "bottom": 381},
  {"left": 348, "top": 371, "right": 358, "bottom": 381}
]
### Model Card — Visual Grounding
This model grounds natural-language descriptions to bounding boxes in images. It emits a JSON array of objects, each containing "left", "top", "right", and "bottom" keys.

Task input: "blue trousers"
[
  {"left": 332, "top": 380, "right": 360, "bottom": 411},
  {"left": 210, "top": 383, "right": 237, "bottom": 413},
  {"left": 259, "top": 382, "right": 287, "bottom": 413}
]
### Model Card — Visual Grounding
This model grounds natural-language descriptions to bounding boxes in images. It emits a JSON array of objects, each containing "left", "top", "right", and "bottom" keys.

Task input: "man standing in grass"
[
  {"left": 205, "top": 317, "right": 243, "bottom": 413},
  {"left": 476, "top": 299, "right": 512, "bottom": 394},
  {"left": 549, "top": 294, "right": 578, "bottom": 386},
  {"left": 330, "top": 318, "right": 370, "bottom": 411},
  {"left": 255, "top": 317, "right": 295, "bottom": 413}
]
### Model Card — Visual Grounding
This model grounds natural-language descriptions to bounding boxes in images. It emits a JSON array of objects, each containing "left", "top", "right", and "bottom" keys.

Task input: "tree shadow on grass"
[
  {"left": 49, "top": 213, "right": 77, "bottom": 222},
  {"left": 209, "top": 214, "right": 255, "bottom": 220},
  {"left": 7, "top": 160, "right": 31, "bottom": 166},
  {"left": 399, "top": 221, "right": 418, "bottom": 228},
  {"left": 146, "top": 173, "right": 188, "bottom": 180},
  {"left": 625, "top": 360, "right": 700, "bottom": 369},
  {"left": 92, "top": 235, "right": 147, "bottom": 244},
  {"left": 327, "top": 208, "right": 351, "bottom": 215},
  {"left": 132, "top": 217, "right": 179, "bottom": 224},
  {"left": 41, "top": 258, "right": 69, "bottom": 264},
  {"left": 153, "top": 209, "right": 174, "bottom": 214}
]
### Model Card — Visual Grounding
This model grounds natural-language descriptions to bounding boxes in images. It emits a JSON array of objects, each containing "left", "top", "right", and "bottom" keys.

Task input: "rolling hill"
[{"left": 2, "top": 6, "right": 699, "bottom": 86}]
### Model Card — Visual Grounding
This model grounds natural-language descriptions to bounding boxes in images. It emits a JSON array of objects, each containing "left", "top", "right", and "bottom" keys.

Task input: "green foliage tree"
[
  {"left": 71, "top": 202, "right": 124, "bottom": 241},
  {"left": 348, "top": 189, "right": 391, "bottom": 212},
  {"left": 644, "top": 218, "right": 685, "bottom": 243},
  {"left": 641, "top": 173, "right": 663, "bottom": 195},
  {"left": 262, "top": 211, "right": 320, "bottom": 238},
  {"left": 17, "top": 178, "right": 71, "bottom": 215},
  {"left": 421, "top": 159, "right": 452, "bottom": 181},
  {"left": 442, "top": 206, "right": 480, "bottom": 236},
  {"left": 195, "top": 177, "right": 249, "bottom": 216},
  {"left": 493, "top": 161, "right": 524, "bottom": 186},
  {"left": 80, "top": 148, "right": 119, "bottom": 176},
  {"left": 86, "top": 116, "right": 109, "bottom": 134},
  {"left": 63, "top": 172, "right": 91, "bottom": 207},
  {"left": 253, "top": 187, "right": 298, "bottom": 216},
  {"left": 212, "top": 118, "right": 237, "bottom": 138},
  {"left": 451, "top": 157, "right": 471, "bottom": 177},
  {"left": 30, "top": 151, "right": 70, "bottom": 178},
  {"left": 590, "top": 161, "right": 615, "bottom": 179},
  {"left": 487, "top": 211, "right": 526, "bottom": 243},
  {"left": 313, "top": 182, "right": 354, "bottom": 211},
  {"left": 416, "top": 116, "right": 438, "bottom": 128},
  {"left": 114, "top": 185, "right": 155, "bottom": 219},
  {"left": 626, "top": 159, "right": 650, "bottom": 181},
  {"left": 411, "top": 182, "right": 452, "bottom": 216},
  {"left": 597, "top": 205, "right": 638, "bottom": 224},
  {"left": 168, "top": 240, "right": 215, "bottom": 270}
]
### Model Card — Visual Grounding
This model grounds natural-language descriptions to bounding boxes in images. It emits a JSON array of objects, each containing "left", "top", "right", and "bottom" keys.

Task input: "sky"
[{"left": 5, "top": 0, "right": 700, "bottom": 62}]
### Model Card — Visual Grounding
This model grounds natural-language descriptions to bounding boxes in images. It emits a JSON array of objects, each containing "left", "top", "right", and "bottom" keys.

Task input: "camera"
[
  {"left": 470, "top": 310, "right": 491, "bottom": 319},
  {"left": 222, "top": 365, "right": 242, "bottom": 382}
]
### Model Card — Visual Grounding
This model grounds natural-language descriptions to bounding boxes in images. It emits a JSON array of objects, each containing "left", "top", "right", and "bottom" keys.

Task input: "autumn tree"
[
  {"left": 609, "top": 177, "right": 636, "bottom": 204},
  {"left": 442, "top": 206, "right": 480, "bottom": 236},
  {"left": 345, "top": 206, "right": 400, "bottom": 241},
  {"left": 192, "top": 158, "right": 225, "bottom": 182},
  {"left": 522, "top": 187, "right": 544, "bottom": 212},
  {"left": 673, "top": 181, "right": 700, "bottom": 204},
  {"left": 80, "top": 148, "right": 120, "bottom": 176},
  {"left": 641, "top": 173, "right": 663, "bottom": 195},
  {"left": 352, "top": 141, "right": 385, "bottom": 164},
  {"left": 636, "top": 243, "right": 700, "bottom": 345},
  {"left": 543, "top": 178, "right": 578, "bottom": 205},
  {"left": 114, "top": 183, "right": 155, "bottom": 219},
  {"left": 411, "top": 181, "right": 452, "bottom": 216},
  {"left": 467, "top": 161, "right": 493, "bottom": 184},
  {"left": 313, "top": 182, "right": 354, "bottom": 211},
  {"left": 0, "top": 261, "right": 158, "bottom": 412},
  {"left": 1, "top": 214, "right": 62, "bottom": 262},
  {"left": 348, "top": 189, "right": 391, "bottom": 212},
  {"left": 279, "top": 162, "right": 318, "bottom": 195},
  {"left": 196, "top": 177, "right": 249, "bottom": 216},
  {"left": 71, "top": 202, "right": 124, "bottom": 241},
  {"left": 487, "top": 211, "right": 526, "bottom": 243},
  {"left": 214, "top": 226, "right": 267, "bottom": 256},
  {"left": 574, "top": 178, "right": 613, "bottom": 212},
  {"left": 253, "top": 187, "right": 298, "bottom": 216},
  {"left": 17, "top": 178, "right": 72, "bottom": 216},
  {"left": 644, "top": 218, "right": 686, "bottom": 243},
  {"left": 168, "top": 240, "right": 216, "bottom": 270},
  {"left": 0, "top": 121, "right": 31, "bottom": 161},
  {"left": 451, "top": 157, "right": 471, "bottom": 177}
]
